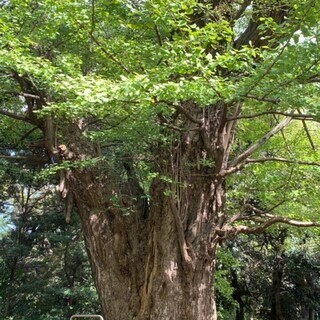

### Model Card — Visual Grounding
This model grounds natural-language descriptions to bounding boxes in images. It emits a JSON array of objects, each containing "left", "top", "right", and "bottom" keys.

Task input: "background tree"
[
  {"left": 0, "top": 165, "right": 99, "bottom": 319},
  {"left": 0, "top": 0, "right": 320, "bottom": 319},
  {"left": 216, "top": 228, "right": 320, "bottom": 320}
]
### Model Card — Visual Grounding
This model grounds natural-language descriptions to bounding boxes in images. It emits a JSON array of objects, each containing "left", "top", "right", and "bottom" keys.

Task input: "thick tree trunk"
[
  {"left": 54, "top": 102, "right": 238, "bottom": 320},
  {"left": 75, "top": 176, "right": 221, "bottom": 320}
]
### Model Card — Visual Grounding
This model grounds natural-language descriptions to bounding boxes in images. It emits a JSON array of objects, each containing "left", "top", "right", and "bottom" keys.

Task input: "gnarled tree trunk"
[
  {"left": 1, "top": 1, "right": 307, "bottom": 319},
  {"left": 8, "top": 67, "right": 303, "bottom": 319},
  {"left": 58, "top": 102, "right": 237, "bottom": 320}
]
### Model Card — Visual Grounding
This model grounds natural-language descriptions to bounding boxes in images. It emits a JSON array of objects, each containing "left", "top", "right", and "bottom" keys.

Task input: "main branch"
[
  {"left": 0, "top": 108, "right": 29, "bottom": 122},
  {"left": 0, "top": 154, "right": 48, "bottom": 164},
  {"left": 234, "top": 217, "right": 319, "bottom": 235},
  {"left": 227, "top": 111, "right": 317, "bottom": 121}
]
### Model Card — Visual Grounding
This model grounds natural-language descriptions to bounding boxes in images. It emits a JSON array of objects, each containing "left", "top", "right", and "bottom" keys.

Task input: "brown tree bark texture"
[{"left": 61, "top": 103, "right": 235, "bottom": 320}]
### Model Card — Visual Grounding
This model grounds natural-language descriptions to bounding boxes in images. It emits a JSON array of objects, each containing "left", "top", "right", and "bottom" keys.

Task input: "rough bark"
[
  {"left": 3, "top": 69, "right": 241, "bottom": 320},
  {"left": 53, "top": 102, "right": 237, "bottom": 320},
  {"left": 1, "top": 2, "right": 312, "bottom": 319},
  {"left": 301, "top": 306, "right": 316, "bottom": 320}
]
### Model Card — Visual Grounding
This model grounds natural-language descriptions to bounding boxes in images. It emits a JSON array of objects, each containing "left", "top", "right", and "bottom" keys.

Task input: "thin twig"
[
  {"left": 227, "top": 111, "right": 316, "bottom": 121},
  {"left": 245, "top": 157, "right": 320, "bottom": 167},
  {"left": 154, "top": 24, "right": 163, "bottom": 46},
  {"left": 241, "top": 94, "right": 280, "bottom": 105},
  {"left": 298, "top": 108, "right": 316, "bottom": 150}
]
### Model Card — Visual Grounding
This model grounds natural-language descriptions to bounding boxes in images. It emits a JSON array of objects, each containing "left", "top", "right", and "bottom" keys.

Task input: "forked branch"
[{"left": 219, "top": 200, "right": 319, "bottom": 239}]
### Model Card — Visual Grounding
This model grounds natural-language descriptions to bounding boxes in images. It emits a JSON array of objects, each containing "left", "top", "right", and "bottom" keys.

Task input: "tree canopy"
[{"left": 0, "top": 0, "right": 320, "bottom": 319}]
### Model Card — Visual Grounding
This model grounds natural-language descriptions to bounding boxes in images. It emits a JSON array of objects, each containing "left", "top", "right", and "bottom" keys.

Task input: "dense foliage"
[
  {"left": 216, "top": 228, "right": 320, "bottom": 319},
  {"left": 0, "top": 166, "right": 99, "bottom": 319}
]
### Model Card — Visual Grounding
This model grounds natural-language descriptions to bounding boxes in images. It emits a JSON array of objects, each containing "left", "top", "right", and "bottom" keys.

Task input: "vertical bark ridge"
[{"left": 49, "top": 101, "right": 239, "bottom": 320}]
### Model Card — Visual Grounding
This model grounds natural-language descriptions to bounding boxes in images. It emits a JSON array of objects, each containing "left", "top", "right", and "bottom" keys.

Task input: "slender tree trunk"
[
  {"left": 301, "top": 306, "right": 316, "bottom": 320},
  {"left": 231, "top": 269, "right": 246, "bottom": 320},
  {"left": 269, "top": 254, "right": 285, "bottom": 320},
  {"left": 309, "top": 308, "right": 315, "bottom": 320},
  {"left": 3, "top": 256, "right": 18, "bottom": 318}
]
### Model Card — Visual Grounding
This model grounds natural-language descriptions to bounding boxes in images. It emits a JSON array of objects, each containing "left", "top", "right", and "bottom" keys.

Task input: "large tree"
[{"left": 0, "top": 0, "right": 320, "bottom": 319}]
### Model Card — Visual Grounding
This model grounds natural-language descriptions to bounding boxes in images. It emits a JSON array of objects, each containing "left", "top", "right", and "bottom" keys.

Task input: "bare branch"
[
  {"left": 228, "top": 116, "right": 292, "bottom": 169},
  {"left": 228, "top": 199, "right": 286, "bottom": 225},
  {"left": 243, "top": 201, "right": 286, "bottom": 217},
  {"left": 234, "top": 216, "right": 319, "bottom": 235},
  {"left": 154, "top": 24, "right": 163, "bottom": 46},
  {"left": 90, "top": 0, "right": 95, "bottom": 35},
  {"left": 0, "top": 154, "right": 48, "bottom": 164},
  {"left": 0, "top": 89, "right": 42, "bottom": 100},
  {"left": 223, "top": 101, "right": 242, "bottom": 161},
  {"left": 169, "top": 197, "right": 195, "bottom": 271},
  {"left": 233, "top": 0, "right": 252, "bottom": 21},
  {"left": 271, "top": 114, "right": 292, "bottom": 154},
  {"left": 218, "top": 210, "right": 319, "bottom": 238},
  {"left": 0, "top": 108, "right": 29, "bottom": 122},
  {"left": 234, "top": 2, "right": 286, "bottom": 49},
  {"left": 245, "top": 157, "right": 320, "bottom": 167},
  {"left": 227, "top": 110, "right": 317, "bottom": 121},
  {"left": 174, "top": 103, "right": 203, "bottom": 125},
  {"left": 308, "top": 75, "right": 320, "bottom": 83},
  {"left": 21, "top": 92, "right": 41, "bottom": 100},
  {"left": 221, "top": 155, "right": 320, "bottom": 177},
  {"left": 13, "top": 126, "right": 40, "bottom": 148},
  {"left": 298, "top": 108, "right": 316, "bottom": 151}
]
